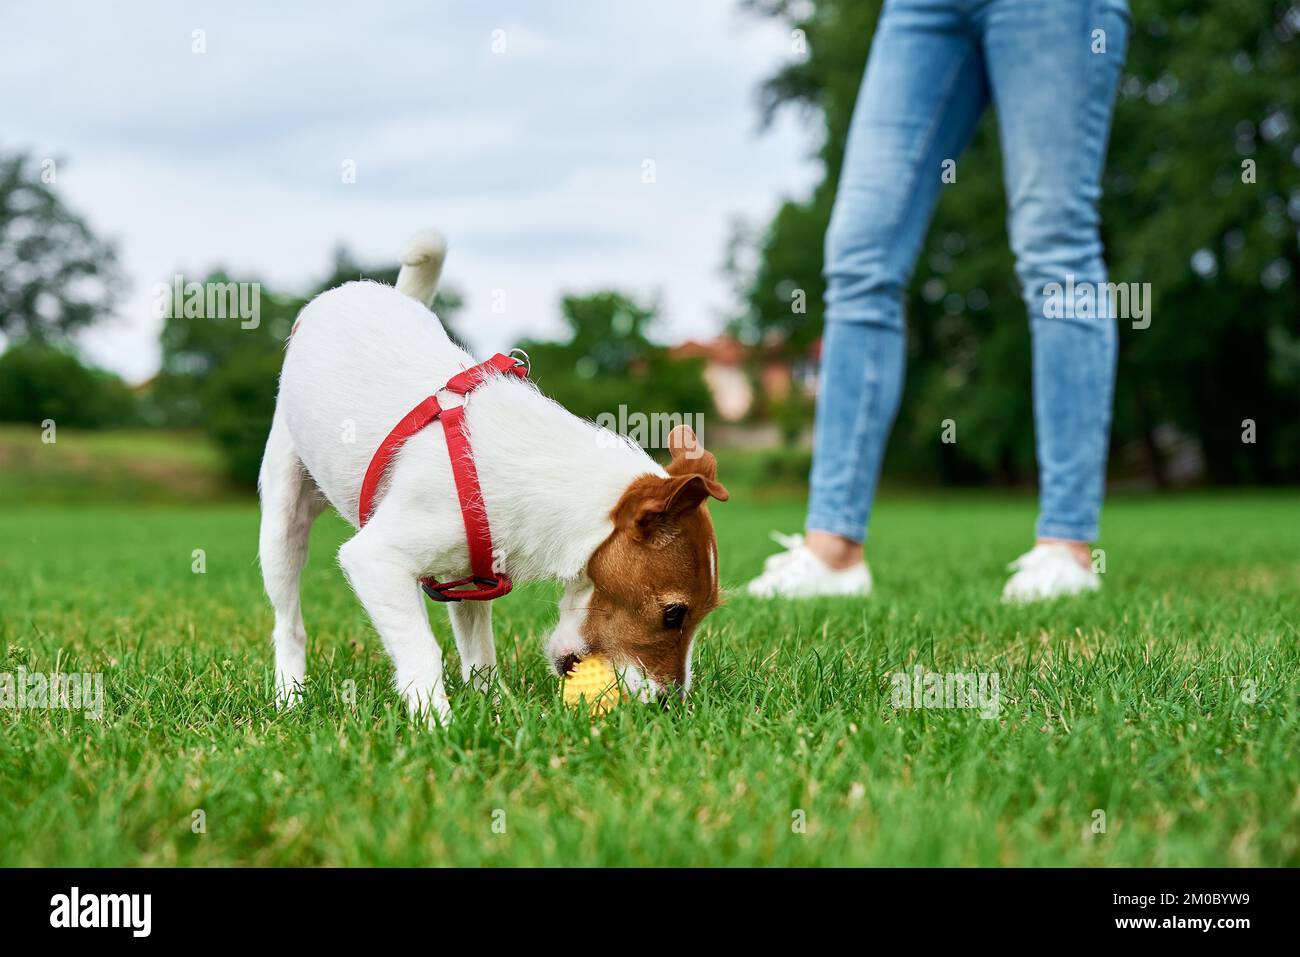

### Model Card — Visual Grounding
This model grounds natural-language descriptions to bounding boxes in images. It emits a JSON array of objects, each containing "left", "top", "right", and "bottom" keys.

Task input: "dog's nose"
[{"left": 554, "top": 653, "right": 580, "bottom": 677}]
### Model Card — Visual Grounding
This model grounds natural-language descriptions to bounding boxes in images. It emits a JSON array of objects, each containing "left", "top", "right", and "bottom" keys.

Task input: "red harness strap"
[{"left": 358, "top": 353, "right": 529, "bottom": 602}]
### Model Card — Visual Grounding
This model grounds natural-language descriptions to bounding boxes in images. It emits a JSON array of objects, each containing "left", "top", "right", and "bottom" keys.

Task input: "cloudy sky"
[{"left": 5, "top": 1, "right": 818, "bottom": 383}]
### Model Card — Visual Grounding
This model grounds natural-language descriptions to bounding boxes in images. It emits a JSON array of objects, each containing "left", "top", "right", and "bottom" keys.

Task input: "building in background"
[{"left": 669, "top": 335, "right": 821, "bottom": 422}]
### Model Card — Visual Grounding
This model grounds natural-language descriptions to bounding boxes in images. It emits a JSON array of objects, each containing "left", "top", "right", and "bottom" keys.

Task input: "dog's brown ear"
[
  {"left": 613, "top": 471, "right": 727, "bottom": 541},
  {"left": 665, "top": 425, "right": 729, "bottom": 501}
]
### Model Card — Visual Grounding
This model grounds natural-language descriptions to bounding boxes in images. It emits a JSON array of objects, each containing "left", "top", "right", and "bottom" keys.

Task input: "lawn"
[
  {"left": 0, "top": 425, "right": 235, "bottom": 504},
  {"left": 0, "top": 490, "right": 1297, "bottom": 866}
]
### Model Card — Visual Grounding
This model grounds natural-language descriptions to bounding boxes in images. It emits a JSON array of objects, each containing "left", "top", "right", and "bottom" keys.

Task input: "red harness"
[{"left": 358, "top": 352, "right": 529, "bottom": 602}]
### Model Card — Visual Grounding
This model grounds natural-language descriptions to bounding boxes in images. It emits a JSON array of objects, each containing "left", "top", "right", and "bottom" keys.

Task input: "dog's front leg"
[
  {"left": 338, "top": 529, "right": 451, "bottom": 725},
  {"left": 448, "top": 601, "right": 496, "bottom": 694}
]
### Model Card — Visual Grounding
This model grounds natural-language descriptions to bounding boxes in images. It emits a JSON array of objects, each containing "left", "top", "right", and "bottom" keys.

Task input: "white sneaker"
[
  {"left": 746, "top": 531, "right": 872, "bottom": 598},
  {"left": 1001, "top": 544, "right": 1100, "bottom": 603},
  {"left": 759, "top": 532, "right": 806, "bottom": 572}
]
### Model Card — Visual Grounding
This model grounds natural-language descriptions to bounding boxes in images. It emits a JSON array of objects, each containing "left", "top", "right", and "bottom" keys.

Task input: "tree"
[
  {"left": 0, "top": 150, "right": 121, "bottom": 342},
  {"left": 518, "top": 291, "right": 713, "bottom": 427}
]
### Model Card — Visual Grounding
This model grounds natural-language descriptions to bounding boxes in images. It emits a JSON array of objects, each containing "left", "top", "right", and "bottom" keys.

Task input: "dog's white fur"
[{"left": 259, "top": 232, "right": 664, "bottom": 722}]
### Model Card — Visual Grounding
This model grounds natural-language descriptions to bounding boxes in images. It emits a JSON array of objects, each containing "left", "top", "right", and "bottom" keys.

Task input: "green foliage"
[
  {"left": 151, "top": 276, "right": 300, "bottom": 430},
  {"left": 149, "top": 275, "right": 302, "bottom": 484},
  {"left": 0, "top": 150, "right": 121, "bottom": 342},
  {"left": 1099, "top": 1, "right": 1300, "bottom": 483},
  {"left": 716, "top": 444, "right": 815, "bottom": 498},
  {"left": 0, "top": 341, "right": 136, "bottom": 428},
  {"left": 202, "top": 350, "right": 285, "bottom": 486},
  {"left": 733, "top": 0, "right": 1300, "bottom": 484},
  {"left": 519, "top": 291, "right": 713, "bottom": 425},
  {"left": 771, "top": 390, "right": 816, "bottom": 443}
]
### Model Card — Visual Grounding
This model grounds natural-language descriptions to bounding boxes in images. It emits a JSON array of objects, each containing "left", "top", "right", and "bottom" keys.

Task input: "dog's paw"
[
  {"left": 404, "top": 686, "right": 453, "bottom": 728},
  {"left": 275, "top": 678, "right": 303, "bottom": 711},
  {"left": 461, "top": 664, "right": 500, "bottom": 698}
]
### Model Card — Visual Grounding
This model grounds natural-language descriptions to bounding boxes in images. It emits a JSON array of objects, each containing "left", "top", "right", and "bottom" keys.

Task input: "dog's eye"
[{"left": 662, "top": 604, "right": 687, "bottom": 630}]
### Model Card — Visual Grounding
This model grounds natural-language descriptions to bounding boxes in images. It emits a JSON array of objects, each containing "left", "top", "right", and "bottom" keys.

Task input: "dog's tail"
[{"left": 395, "top": 229, "right": 448, "bottom": 307}]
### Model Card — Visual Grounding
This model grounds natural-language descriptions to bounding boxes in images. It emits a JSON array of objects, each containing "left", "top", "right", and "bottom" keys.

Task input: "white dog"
[{"left": 258, "top": 231, "right": 728, "bottom": 722}]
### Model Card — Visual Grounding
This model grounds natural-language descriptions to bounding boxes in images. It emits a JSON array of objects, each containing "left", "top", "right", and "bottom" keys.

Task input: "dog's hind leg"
[
  {"left": 448, "top": 601, "right": 496, "bottom": 694},
  {"left": 258, "top": 411, "right": 324, "bottom": 709}
]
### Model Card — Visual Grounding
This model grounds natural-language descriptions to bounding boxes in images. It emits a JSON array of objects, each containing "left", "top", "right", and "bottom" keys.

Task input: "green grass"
[
  {"left": 0, "top": 425, "right": 235, "bottom": 504},
  {"left": 1, "top": 491, "right": 1297, "bottom": 866}
]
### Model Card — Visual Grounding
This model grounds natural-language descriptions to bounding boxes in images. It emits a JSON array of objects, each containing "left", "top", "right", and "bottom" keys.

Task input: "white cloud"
[{"left": 4, "top": 0, "right": 818, "bottom": 382}]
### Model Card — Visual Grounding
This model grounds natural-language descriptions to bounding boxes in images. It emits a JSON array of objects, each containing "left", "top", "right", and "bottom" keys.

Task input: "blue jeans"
[{"left": 807, "top": 0, "right": 1129, "bottom": 544}]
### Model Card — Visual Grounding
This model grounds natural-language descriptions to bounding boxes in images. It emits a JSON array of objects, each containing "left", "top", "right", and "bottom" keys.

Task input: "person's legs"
[
  {"left": 805, "top": 0, "right": 988, "bottom": 568},
  {"left": 805, "top": 321, "right": 905, "bottom": 567},
  {"left": 979, "top": 0, "right": 1129, "bottom": 563}
]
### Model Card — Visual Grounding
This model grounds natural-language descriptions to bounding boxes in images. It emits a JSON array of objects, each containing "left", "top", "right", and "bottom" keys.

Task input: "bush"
[
  {"left": 0, "top": 341, "right": 136, "bottom": 428},
  {"left": 201, "top": 350, "right": 283, "bottom": 485}
]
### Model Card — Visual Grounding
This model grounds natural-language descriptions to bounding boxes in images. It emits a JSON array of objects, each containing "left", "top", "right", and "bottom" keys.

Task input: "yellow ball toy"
[{"left": 562, "top": 655, "right": 623, "bottom": 715}]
